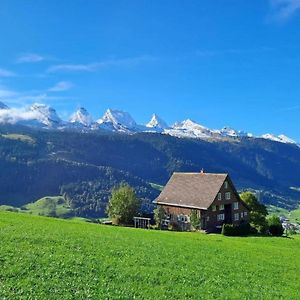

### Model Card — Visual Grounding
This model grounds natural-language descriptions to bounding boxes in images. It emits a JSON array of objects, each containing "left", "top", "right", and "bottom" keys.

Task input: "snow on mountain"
[
  {"left": 96, "top": 109, "right": 138, "bottom": 132},
  {"left": 0, "top": 101, "right": 9, "bottom": 110},
  {"left": 261, "top": 133, "right": 296, "bottom": 144},
  {"left": 69, "top": 107, "right": 93, "bottom": 127},
  {"left": 261, "top": 134, "right": 282, "bottom": 143},
  {"left": 0, "top": 101, "right": 298, "bottom": 144},
  {"left": 278, "top": 134, "right": 296, "bottom": 144},
  {"left": 28, "top": 103, "right": 62, "bottom": 128},
  {"left": 146, "top": 114, "right": 169, "bottom": 132},
  {"left": 217, "top": 126, "right": 253, "bottom": 138},
  {"left": 219, "top": 126, "right": 239, "bottom": 137},
  {"left": 164, "top": 119, "right": 217, "bottom": 139}
]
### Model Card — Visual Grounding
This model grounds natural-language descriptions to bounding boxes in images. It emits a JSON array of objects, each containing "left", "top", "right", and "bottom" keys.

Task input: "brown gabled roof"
[{"left": 154, "top": 172, "right": 228, "bottom": 210}]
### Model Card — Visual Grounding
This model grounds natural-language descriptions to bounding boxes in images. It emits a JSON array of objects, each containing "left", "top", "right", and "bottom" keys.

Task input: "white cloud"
[
  {"left": 48, "top": 81, "right": 74, "bottom": 92},
  {"left": 269, "top": 0, "right": 300, "bottom": 21},
  {"left": 0, "top": 84, "right": 73, "bottom": 107},
  {"left": 16, "top": 53, "right": 46, "bottom": 63},
  {"left": 0, "top": 87, "right": 18, "bottom": 98},
  {"left": 0, "top": 68, "right": 16, "bottom": 77},
  {"left": 196, "top": 47, "right": 273, "bottom": 57},
  {"left": 48, "top": 64, "right": 95, "bottom": 73},
  {"left": 47, "top": 55, "right": 156, "bottom": 73},
  {"left": 0, "top": 107, "right": 40, "bottom": 124}
]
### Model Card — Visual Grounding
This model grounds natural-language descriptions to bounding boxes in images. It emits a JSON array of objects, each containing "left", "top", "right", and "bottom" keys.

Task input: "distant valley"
[{"left": 0, "top": 120, "right": 300, "bottom": 218}]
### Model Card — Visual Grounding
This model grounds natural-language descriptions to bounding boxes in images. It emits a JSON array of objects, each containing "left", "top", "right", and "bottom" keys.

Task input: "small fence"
[{"left": 133, "top": 217, "right": 151, "bottom": 229}]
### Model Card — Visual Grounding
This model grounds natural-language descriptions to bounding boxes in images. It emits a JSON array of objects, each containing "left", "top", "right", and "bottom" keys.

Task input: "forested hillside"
[{"left": 1, "top": 124, "right": 300, "bottom": 217}]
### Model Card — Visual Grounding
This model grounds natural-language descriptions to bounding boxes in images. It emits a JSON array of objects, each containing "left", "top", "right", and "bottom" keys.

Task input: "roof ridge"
[{"left": 173, "top": 172, "right": 228, "bottom": 175}]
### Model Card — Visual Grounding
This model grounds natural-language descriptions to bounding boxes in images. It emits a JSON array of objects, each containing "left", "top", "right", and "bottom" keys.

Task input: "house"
[{"left": 153, "top": 170, "right": 250, "bottom": 232}]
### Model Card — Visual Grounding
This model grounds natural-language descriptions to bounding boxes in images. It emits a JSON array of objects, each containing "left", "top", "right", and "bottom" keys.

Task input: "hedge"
[{"left": 221, "top": 223, "right": 251, "bottom": 236}]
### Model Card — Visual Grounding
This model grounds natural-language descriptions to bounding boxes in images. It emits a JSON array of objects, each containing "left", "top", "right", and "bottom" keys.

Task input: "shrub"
[
  {"left": 168, "top": 221, "right": 180, "bottom": 231},
  {"left": 267, "top": 215, "right": 284, "bottom": 236},
  {"left": 222, "top": 223, "right": 250, "bottom": 236},
  {"left": 269, "top": 224, "right": 284, "bottom": 236}
]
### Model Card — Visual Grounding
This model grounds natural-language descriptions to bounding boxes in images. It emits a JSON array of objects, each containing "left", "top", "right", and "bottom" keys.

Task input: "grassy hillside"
[
  {"left": 1, "top": 124, "right": 300, "bottom": 211},
  {"left": 24, "top": 196, "right": 72, "bottom": 217},
  {"left": 268, "top": 205, "right": 300, "bottom": 223},
  {"left": 0, "top": 212, "right": 300, "bottom": 299}
]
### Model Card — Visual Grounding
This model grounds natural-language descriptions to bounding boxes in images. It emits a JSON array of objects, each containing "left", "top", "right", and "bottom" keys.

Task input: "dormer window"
[{"left": 224, "top": 181, "right": 228, "bottom": 189}]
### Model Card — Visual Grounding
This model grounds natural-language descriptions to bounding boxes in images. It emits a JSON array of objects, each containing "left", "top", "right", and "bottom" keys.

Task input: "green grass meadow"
[
  {"left": 0, "top": 211, "right": 300, "bottom": 299},
  {"left": 268, "top": 205, "right": 300, "bottom": 223}
]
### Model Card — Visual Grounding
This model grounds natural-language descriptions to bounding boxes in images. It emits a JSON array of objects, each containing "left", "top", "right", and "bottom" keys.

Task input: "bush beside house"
[{"left": 268, "top": 215, "right": 284, "bottom": 236}]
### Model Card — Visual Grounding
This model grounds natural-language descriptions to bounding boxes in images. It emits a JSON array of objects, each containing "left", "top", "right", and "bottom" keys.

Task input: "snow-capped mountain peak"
[
  {"left": 165, "top": 119, "right": 216, "bottom": 139},
  {"left": 261, "top": 133, "right": 281, "bottom": 142},
  {"left": 0, "top": 101, "right": 298, "bottom": 145},
  {"left": 173, "top": 119, "right": 206, "bottom": 130},
  {"left": 278, "top": 134, "right": 296, "bottom": 144},
  {"left": 218, "top": 126, "right": 252, "bottom": 138},
  {"left": 69, "top": 107, "right": 93, "bottom": 127},
  {"left": 261, "top": 133, "right": 296, "bottom": 144},
  {"left": 146, "top": 114, "right": 168, "bottom": 129},
  {"left": 220, "top": 126, "right": 238, "bottom": 137},
  {"left": 97, "top": 109, "right": 137, "bottom": 132},
  {"left": 29, "top": 103, "right": 62, "bottom": 127},
  {"left": 0, "top": 101, "right": 9, "bottom": 110}
]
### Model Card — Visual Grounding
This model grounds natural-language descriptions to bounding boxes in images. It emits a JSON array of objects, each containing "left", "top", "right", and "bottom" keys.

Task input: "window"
[
  {"left": 241, "top": 212, "right": 243, "bottom": 218},
  {"left": 220, "top": 204, "right": 224, "bottom": 210},
  {"left": 212, "top": 205, "right": 217, "bottom": 211},
  {"left": 234, "top": 213, "right": 239, "bottom": 221},
  {"left": 224, "top": 181, "right": 228, "bottom": 189},
  {"left": 217, "top": 192, "right": 222, "bottom": 201},
  {"left": 178, "top": 215, "right": 189, "bottom": 223},
  {"left": 233, "top": 202, "right": 239, "bottom": 210},
  {"left": 225, "top": 192, "right": 231, "bottom": 200},
  {"left": 162, "top": 220, "right": 170, "bottom": 226},
  {"left": 244, "top": 211, "right": 247, "bottom": 217},
  {"left": 217, "top": 214, "right": 225, "bottom": 221},
  {"left": 206, "top": 216, "right": 210, "bottom": 222}
]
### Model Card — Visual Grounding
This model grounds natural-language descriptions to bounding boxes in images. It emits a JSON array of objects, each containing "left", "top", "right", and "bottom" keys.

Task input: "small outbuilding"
[{"left": 153, "top": 171, "right": 250, "bottom": 232}]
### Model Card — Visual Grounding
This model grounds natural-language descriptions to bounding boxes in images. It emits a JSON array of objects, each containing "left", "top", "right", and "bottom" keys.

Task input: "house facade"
[{"left": 154, "top": 171, "right": 249, "bottom": 232}]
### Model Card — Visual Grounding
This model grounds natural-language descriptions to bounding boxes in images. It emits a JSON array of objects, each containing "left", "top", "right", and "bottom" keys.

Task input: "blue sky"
[{"left": 0, "top": 0, "right": 300, "bottom": 139}]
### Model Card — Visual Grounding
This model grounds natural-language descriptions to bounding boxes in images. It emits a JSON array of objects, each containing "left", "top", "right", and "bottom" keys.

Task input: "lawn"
[{"left": 0, "top": 211, "right": 299, "bottom": 299}]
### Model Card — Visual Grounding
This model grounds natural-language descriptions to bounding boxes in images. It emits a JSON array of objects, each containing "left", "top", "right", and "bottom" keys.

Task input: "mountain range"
[
  {"left": 0, "top": 121, "right": 300, "bottom": 217},
  {"left": 1, "top": 100, "right": 300, "bottom": 218},
  {"left": 0, "top": 101, "right": 297, "bottom": 145}
]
